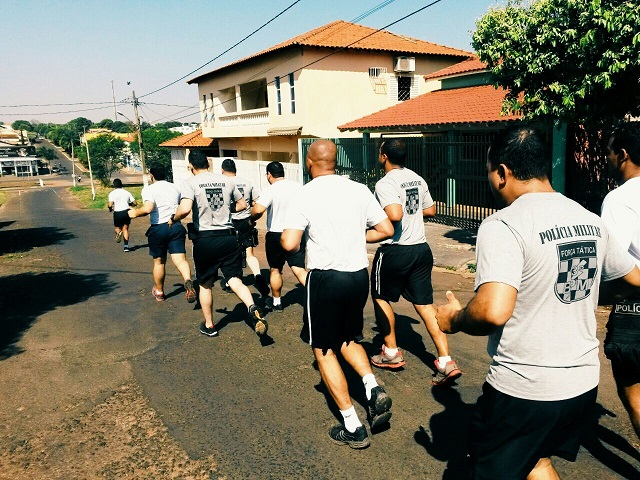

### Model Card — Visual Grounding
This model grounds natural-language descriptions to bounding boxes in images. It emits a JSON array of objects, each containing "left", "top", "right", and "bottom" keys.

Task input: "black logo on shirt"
[
  {"left": 205, "top": 188, "right": 224, "bottom": 211},
  {"left": 405, "top": 187, "right": 419, "bottom": 215},
  {"left": 555, "top": 241, "right": 598, "bottom": 303}
]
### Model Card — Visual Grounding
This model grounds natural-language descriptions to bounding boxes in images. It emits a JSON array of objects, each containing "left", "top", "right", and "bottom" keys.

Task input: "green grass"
[{"left": 70, "top": 185, "right": 143, "bottom": 210}]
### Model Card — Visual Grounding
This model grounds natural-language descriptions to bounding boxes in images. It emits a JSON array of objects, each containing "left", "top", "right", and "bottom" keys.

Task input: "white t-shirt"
[
  {"left": 374, "top": 167, "right": 434, "bottom": 245},
  {"left": 256, "top": 178, "right": 302, "bottom": 232},
  {"left": 601, "top": 176, "right": 640, "bottom": 267},
  {"left": 285, "top": 175, "right": 388, "bottom": 271},
  {"left": 141, "top": 180, "right": 181, "bottom": 225},
  {"left": 230, "top": 175, "right": 259, "bottom": 221},
  {"left": 108, "top": 188, "right": 135, "bottom": 212},
  {"left": 180, "top": 172, "right": 242, "bottom": 231},
  {"left": 475, "top": 192, "right": 634, "bottom": 401}
]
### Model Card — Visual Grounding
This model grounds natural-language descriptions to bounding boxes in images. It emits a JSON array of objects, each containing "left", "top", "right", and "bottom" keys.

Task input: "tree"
[
  {"left": 473, "top": 0, "right": 640, "bottom": 126},
  {"left": 11, "top": 120, "right": 33, "bottom": 132},
  {"left": 76, "top": 134, "right": 125, "bottom": 186},
  {"left": 111, "top": 121, "right": 132, "bottom": 133},
  {"left": 36, "top": 146, "right": 56, "bottom": 161},
  {"left": 130, "top": 127, "right": 181, "bottom": 181},
  {"left": 96, "top": 118, "right": 114, "bottom": 129}
]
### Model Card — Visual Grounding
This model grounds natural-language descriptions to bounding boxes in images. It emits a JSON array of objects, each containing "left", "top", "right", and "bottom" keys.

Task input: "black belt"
[{"left": 198, "top": 229, "right": 234, "bottom": 238}]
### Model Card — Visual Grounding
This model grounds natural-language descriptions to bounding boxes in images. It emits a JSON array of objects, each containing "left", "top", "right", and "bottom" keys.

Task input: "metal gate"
[{"left": 300, "top": 133, "right": 497, "bottom": 230}]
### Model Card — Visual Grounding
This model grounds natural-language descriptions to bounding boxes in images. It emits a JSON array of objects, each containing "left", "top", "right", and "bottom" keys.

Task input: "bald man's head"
[{"left": 306, "top": 140, "right": 337, "bottom": 177}]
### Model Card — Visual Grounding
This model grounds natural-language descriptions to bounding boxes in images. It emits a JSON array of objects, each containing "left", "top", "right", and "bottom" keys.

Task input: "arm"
[
  {"left": 281, "top": 228, "right": 304, "bottom": 253},
  {"left": 366, "top": 217, "right": 394, "bottom": 243},
  {"left": 107, "top": 200, "right": 114, "bottom": 211},
  {"left": 251, "top": 203, "right": 267, "bottom": 221},
  {"left": 128, "top": 200, "right": 155, "bottom": 219},
  {"left": 423, "top": 204, "right": 436, "bottom": 219},
  {"left": 233, "top": 197, "right": 247, "bottom": 213},
  {"left": 436, "top": 282, "right": 517, "bottom": 336},
  {"left": 171, "top": 198, "right": 193, "bottom": 223},
  {"left": 384, "top": 204, "right": 403, "bottom": 223}
]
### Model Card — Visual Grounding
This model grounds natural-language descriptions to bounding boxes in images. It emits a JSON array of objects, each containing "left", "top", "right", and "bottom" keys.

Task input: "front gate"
[{"left": 300, "top": 133, "right": 497, "bottom": 230}]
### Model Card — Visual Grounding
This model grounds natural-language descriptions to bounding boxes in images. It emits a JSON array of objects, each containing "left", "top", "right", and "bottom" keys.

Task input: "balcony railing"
[{"left": 217, "top": 107, "right": 269, "bottom": 127}]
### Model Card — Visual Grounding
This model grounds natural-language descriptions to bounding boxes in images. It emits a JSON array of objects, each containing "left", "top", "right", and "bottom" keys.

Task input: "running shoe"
[
  {"left": 367, "top": 386, "right": 392, "bottom": 429},
  {"left": 328, "top": 424, "right": 370, "bottom": 449},
  {"left": 115, "top": 231, "right": 123, "bottom": 243},
  {"left": 249, "top": 305, "right": 268, "bottom": 336},
  {"left": 371, "top": 345, "right": 407, "bottom": 369},
  {"left": 151, "top": 287, "right": 164, "bottom": 302},
  {"left": 199, "top": 322, "right": 219, "bottom": 337},
  {"left": 254, "top": 274, "right": 270, "bottom": 297},
  {"left": 221, "top": 281, "right": 232, "bottom": 293},
  {"left": 123, "top": 245, "right": 130, "bottom": 253},
  {"left": 432, "top": 360, "right": 462, "bottom": 386},
  {"left": 184, "top": 279, "right": 197, "bottom": 303}
]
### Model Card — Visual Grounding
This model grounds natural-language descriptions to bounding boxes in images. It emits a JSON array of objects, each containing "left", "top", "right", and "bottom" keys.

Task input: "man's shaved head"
[{"left": 306, "top": 140, "right": 337, "bottom": 177}]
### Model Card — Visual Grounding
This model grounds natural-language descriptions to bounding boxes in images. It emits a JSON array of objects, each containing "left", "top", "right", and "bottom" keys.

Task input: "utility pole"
[
  {"left": 71, "top": 139, "right": 76, "bottom": 187},
  {"left": 111, "top": 80, "right": 117, "bottom": 122},
  {"left": 82, "top": 127, "right": 96, "bottom": 200},
  {"left": 132, "top": 90, "right": 148, "bottom": 186}
]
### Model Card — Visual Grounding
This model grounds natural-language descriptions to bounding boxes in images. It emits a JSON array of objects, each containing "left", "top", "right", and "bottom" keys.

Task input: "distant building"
[{"left": 169, "top": 123, "right": 199, "bottom": 135}]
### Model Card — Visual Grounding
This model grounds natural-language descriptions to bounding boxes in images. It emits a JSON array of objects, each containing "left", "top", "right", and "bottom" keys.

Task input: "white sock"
[
  {"left": 272, "top": 296, "right": 281, "bottom": 306},
  {"left": 340, "top": 406, "right": 362, "bottom": 433},
  {"left": 437, "top": 356, "right": 452, "bottom": 369},
  {"left": 362, "top": 373, "right": 379, "bottom": 401},
  {"left": 384, "top": 346, "right": 398, "bottom": 357}
]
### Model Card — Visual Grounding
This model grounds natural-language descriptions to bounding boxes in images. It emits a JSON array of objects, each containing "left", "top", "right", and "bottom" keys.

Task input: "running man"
[
  {"left": 252, "top": 161, "right": 307, "bottom": 312},
  {"left": 172, "top": 150, "right": 267, "bottom": 338},
  {"left": 282, "top": 140, "right": 394, "bottom": 449},
  {"left": 128, "top": 165, "right": 197, "bottom": 304},
  {"left": 370, "top": 139, "right": 461, "bottom": 386},
  {"left": 107, "top": 178, "right": 137, "bottom": 252}
]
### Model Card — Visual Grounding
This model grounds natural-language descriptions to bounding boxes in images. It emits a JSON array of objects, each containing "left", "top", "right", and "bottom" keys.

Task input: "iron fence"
[{"left": 300, "top": 133, "right": 498, "bottom": 230}]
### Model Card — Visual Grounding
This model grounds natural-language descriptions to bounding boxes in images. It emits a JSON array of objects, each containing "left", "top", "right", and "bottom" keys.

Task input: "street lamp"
[
  {"left": 117, "top": 110, "right": 147, "bottom": 186},
  {"left": 81, "top": 127, "right": 96, "bottom": 200}
]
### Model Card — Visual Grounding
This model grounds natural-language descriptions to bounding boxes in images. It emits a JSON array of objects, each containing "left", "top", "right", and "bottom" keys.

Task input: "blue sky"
[{"left": 1, "top": 0, "right": 501, "bottom": 126}]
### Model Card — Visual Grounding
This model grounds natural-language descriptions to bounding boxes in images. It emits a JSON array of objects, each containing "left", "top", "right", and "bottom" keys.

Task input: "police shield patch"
[
  {"left": 405, "top": 187, "right": 419, "bottom": 215},
  {"left": 205, "top": 188, "right": 224, "bottom": 211},
  {"left": 555, "top": 241, "right": 598, "bottom": 304}
]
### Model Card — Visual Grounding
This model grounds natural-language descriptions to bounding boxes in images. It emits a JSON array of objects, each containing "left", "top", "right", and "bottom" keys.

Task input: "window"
[
  {"left": 275, "top": 76, "right": 282, "bottom": 115},
  {"left": 202, "top": 94, "right": 207, "bottom": 120},
  {"left": 288, "top": 73, "right": 296, "bottom": 114},
  {"left": 397, "top": 76, "right": 411, "bottom": 101},
  {"left": 209, "top": 93, "right": 214, "bottom": 121}
]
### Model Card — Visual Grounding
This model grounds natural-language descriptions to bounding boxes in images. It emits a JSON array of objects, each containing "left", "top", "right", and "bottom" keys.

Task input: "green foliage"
[
  {"left": 156, "top": 121, "right": 182, "bottom": 129},
  {"left": 36, "top": 146, "right": 56, "bottom": 161},
  {"left": 96, "top": 118, "right": 114, "bottom": 129},
  {"left": 130, "top": 127, "right": 181, "bottom": 181},
  {"left": 111, "top": 121, "right": 132, "bottom": 133},
  {"left": 473, "top": 0, "right": 640, "bottom": 125},
  {"left": 11, "top": 120, "right": 33, "bottom": 131},
  {"left": 76, "top": 134, "right": 125, "bottom": 187}
]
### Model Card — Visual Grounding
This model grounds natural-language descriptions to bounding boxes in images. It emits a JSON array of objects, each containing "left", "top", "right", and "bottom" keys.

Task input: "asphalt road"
[{"left": 1, "top": 185, "right": 639, "bottom": 479}]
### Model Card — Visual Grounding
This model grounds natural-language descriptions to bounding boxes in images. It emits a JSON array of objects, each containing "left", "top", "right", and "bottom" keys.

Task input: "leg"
[
  {"left": 170, "top": 252, "right": 193, "bottom": 282},
  {"left": 227, "top": 276, "right": 255, "bottom": 308},
  {"left": 245, "top": 246, "right": 261, "bottom": 277},
  {"left": 199, "top": 283, "right": 214, "bottom": 327},
  {"left": 527, "top": 458, "right": 560, "bottom": 480},
  {"left": 152, "top": 256, "right": 167, "bottom": 291},
  {"left": 291, "top": 266, "right": 308, "bottom": 287},
  {"left": 414, "top": 303, "right": 449, "bottom": 357},
  {"left": 314, "top": 347, "right": 353, "bottom": 410},
  {"left": 121, "top": 224, "right": 130, "bottom": 243},
  {"left": 374, "top": 297, "right": 398, "bottom": 349},
  {"left": 340, "top": 341, "right": 374, "bottom": 378},
  {"left": 270, "top": 267, "right": 283, "bottom": 298},
  {"left": 613, "top": 374, "right": 640, "bottom": 439}
]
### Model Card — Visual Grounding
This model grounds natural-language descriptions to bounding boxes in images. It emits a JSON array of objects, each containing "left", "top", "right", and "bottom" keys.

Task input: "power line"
[
  {"left": 0, "top": 101, "right": 114, "bottom": 108},
  {"left": 137, "top": 0, "right": 304, "bottom": 99}
]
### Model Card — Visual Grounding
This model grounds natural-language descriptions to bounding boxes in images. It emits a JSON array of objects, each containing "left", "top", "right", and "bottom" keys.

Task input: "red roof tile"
[
  {"left": 189, "top": 20, "right": 472, "bottom": 83},
  {"left": 159, "top": 130, "right": 215, "bottom": 148},
  {"left": 338, "top": 85, "right": 521, "bottom": 131},
  {"left": 424, "top": 57, "right": 486, "bottom": 80}
]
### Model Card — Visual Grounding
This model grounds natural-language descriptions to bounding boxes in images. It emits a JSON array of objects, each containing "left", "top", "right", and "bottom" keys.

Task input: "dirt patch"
[{"left": 0, "top": 383, "right": 224, "bottom": 480}]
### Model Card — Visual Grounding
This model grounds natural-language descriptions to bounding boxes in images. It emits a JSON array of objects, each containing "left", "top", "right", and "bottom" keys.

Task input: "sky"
[{"left": 1, "top": 0, "right": 502, "bottom": 126}]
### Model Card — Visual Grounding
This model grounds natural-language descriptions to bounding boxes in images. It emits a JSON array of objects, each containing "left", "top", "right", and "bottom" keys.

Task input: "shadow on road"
[
  {"left": 442, "top": 228, "right": 477, "bottom": 247},
  {"left": 0, "top": 270, "right": 116, "bottom": 360},
  {"left": 0, "top": 221, "right": 15, "bottom": 230},
  {"left": 0, "top": 226, "right": 75, "bottom": 255}
]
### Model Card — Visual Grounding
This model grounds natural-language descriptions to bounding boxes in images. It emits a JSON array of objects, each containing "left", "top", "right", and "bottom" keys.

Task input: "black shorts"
[
  {"left": 371, "top": 243, "right": 434, "bottom": 305},
  {"left": 302, "top": 268, "right": 368, "bottom": 352},
  {"left": 193, "top": 231, "right": 242, "bottom": 286},
  {"left": 113, "top": 210, "right": 131, "bottom": 228},
  {"left": 265, "top": 231, "right": 306, "bottom": 270},
  {"left": 146, "top": 223, "right": 186, "bottom": 258},
  {"left": 470, "top": 382, "right": 597, "bottom": 480},
  {"left": 232, "top": 218, "right": 259, "bottom": 248},
  {"left": 604, "top": 300, "right": 640, "bottom": 381}
]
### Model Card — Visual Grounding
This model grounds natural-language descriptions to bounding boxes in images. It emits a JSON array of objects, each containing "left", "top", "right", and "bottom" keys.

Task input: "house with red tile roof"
[
  {"left": 158, "top": 130, "right": 219, "bottom": 186},
  {"left": 187, "top": 20, "right": 471, "bottom": 164}
]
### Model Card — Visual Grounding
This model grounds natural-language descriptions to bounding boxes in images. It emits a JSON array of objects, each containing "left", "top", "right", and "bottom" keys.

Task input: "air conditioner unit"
[{"left": 394, "top": 56, "right": 415, "bottom": 73}]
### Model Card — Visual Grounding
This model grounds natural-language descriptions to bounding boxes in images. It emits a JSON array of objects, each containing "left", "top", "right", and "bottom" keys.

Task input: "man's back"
[
  {"left": 259, "top": 179, "right": 301, "bottom": 233},
  {"left": 230, "top": 175, "right": 256, "bottom": 221},
  {"left": 181, "top": 172, "right": 238, "bottom": 231},
  {"left": 141, "top": 181, "right": 180, "bottom": 225}
]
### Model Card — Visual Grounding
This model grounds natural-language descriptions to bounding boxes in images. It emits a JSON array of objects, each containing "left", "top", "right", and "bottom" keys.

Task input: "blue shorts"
[{"left": 146, "top": 223, "right": 187, "bottom": 258}]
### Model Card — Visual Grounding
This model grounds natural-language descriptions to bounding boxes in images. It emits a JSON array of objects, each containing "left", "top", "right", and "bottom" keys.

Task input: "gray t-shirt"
[
  {"left": 375, "top": 168, "right": 434, "bottom": 245},
  {"left": 475, "top": 192, "right": 634, "bottom": 401},
  {"left": 230, "top": 175, "right": 259, "bottom": 221},
  {"left": 180, "top": 172, "right": 242, "bottom": 231},
  {"left": 141, "top": 180, "right": 180, "bottom": 225}
]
